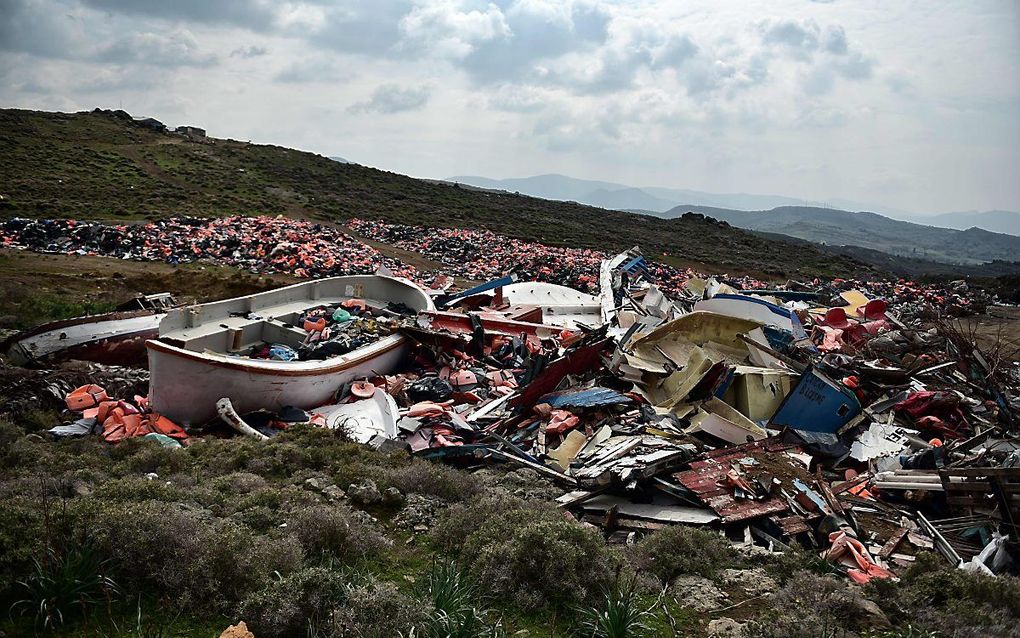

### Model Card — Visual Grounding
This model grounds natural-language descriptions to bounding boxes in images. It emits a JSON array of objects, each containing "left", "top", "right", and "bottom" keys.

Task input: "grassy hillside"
[
  {"left": 0, "top": 108, "right": 876, "bottom": 279},
  {"left": 664, "top": 204, "right": 1020, "bottom": 266}
]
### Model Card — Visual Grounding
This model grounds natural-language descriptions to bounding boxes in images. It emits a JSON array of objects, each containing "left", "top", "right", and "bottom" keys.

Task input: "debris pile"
[
  {"left": 244, "top": 299, "right": 409, "bottom": 362},
  {"left": 0, "top": 216, "right": 418, "bottom": 280},
  {"left": 349, "top": 218, "right": 998, "bottom": 315},
  {"left": 3, "top": 220, "right": 1017, "bottom": 583},
  {"left": 115, "top": 246, "right": 1014, "bottom": 583},
  {"left": 340, "top": 249, "right": 1018, "bottom": 580},
  {"left": 2, "top": 216, "right": 995, "bottom": 316},
  {"left": 349, "top": 218, "right": 773, "bottom": 295}
]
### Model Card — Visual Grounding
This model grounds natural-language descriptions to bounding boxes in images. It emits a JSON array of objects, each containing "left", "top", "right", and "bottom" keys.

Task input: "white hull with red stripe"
[{"left": 146, "top": 275, "right": 434, "bottom": 425}]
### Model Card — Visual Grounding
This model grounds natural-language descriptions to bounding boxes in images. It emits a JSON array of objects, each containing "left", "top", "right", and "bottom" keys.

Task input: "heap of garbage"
[
  {"left": 2, "top": 215, "right": 1016, "bottom": 582},
  {"left": 350, "top": 218, "right": 777, "bottom": 296},
  {"left": 349, "top": 219, "right": 992, "bottom": 316},
  {"left": 2, "top": 216, "right": 993, "bottom": 318},
  {"left": 237, "top": 251, "right": 1016, "bottom": 579},
  {"left": 0, "top": 216, "right": 417, "bottom": 280}
]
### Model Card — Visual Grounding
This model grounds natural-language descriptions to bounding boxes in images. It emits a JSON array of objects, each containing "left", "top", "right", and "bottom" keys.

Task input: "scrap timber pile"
[{"left": 2, "top": 215, "right": 1017, "bottom": 582}]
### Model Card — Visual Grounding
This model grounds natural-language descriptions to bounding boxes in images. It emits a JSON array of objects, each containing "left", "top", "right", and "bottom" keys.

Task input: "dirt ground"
[
  {"left": 954, "top": 305, "right": 1020, "bottom": 362},
  {"left": 0, "top": 248, "right": 294, "bottom": 330}
]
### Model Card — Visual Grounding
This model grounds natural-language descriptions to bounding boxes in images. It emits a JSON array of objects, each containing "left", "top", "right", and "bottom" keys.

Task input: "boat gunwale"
[
  {"left": 160, "top": 273, "right": 435, "bottom": 327},
  {"left": 146, "top": 334, "right": 407, "bottom": 377},
  {"left": 1, "top": 308, "right": 162, "bottom": 352}
]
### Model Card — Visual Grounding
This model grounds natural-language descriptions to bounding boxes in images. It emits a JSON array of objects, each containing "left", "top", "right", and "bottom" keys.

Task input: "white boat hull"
[
  {"left": 500, "top": 282, "right": 602, "bottom": 329},
  {"left": 147, "top": 335, "right": 409, "bottom": 425},
  {"left": 4, "top": 312, "right": 164, "bottom": 367},
  {"left": 146, "top": 274, "right": 434, "bottom": 425}
]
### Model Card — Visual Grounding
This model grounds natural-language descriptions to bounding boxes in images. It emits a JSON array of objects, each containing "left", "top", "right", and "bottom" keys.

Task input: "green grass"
[{"left": 15, "top": 295, "right": 118, "bottom": 326}]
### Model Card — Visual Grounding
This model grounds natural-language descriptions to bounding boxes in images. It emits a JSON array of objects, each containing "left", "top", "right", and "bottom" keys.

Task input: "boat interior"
[{"left": 156, "top": 276, "right": 431, "bottom": 356}]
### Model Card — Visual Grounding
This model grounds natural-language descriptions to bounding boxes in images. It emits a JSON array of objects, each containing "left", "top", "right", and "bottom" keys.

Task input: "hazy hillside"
[
  {"left": 924, "top": 210, "right": 1020, "bottom": 236},
  {"left": 583, "top": 187, "right": 679, "bottom": 212},
  {"left": 448, "top": 174, "right": 1020, "bottom": 238},
  {"left": 665, "top": 205, "right": 1020, "bottom": 265},
  {"left": 447, "top": 174, "right": 822, "bottom": 213},
  {"left": 446, "top": 174, "right": 624, "bottom": 203},
  {"left": 0, "top": 108, "right": 874, "bottom": 279}
]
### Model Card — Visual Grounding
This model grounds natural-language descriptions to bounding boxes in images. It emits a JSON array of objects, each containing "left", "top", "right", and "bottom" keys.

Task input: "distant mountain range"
[
  {"left": 664, "top": 205, "right": 1020, "bottom": 266},
  {"left": 447, "top": 173, "right": 833, "bottom": 214},
  {"left": 922, "top": 210, "right": 1020, "bottom": 236},
  {"left": 446, "top": 174, "right": 1020, "bottom": 237}
]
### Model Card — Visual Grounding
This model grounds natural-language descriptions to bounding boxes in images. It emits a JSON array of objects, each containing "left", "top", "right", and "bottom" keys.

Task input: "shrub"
[
  {"left": 239, "top": 567, "right": 349, "bottom": 638},
  {"left": 0, "top": 491, "right": 67, "bottom": 596},
  {"left": 868, "top": 553, "right": 1020, "bottom": 638},
  {"left": 184, "top": 437, "right": 266, "bottom": 477},
  {"left": 430, "top": 493, "right": 559, "bottom": 553},
  {"left": 0, "top": 418, "right": 23, "bottom": 452},
  {"left": 207, "top": 521, "right": 303, "bottom": 606},
  {"left": 213, "top": 483, "right": 317, "bottom": 525},
  {"left": 93, "top": 476, "right": 188, "bottom": 503},
  {"left": 81, "top": 500, "right": 301, "bottom": 612},
  {"left": 3, "top": 435, "right": 112, "bottom": 475},
  {"left": 287, "top": 504, "right": 389, "bottom": 564},
  {"left": 210, "top": 471, "right": 267, "bottom": 495},
  {"left": 464, "top": 516, "right": 615, "bottom": 611},
  {"left": 112, "top": 438, "right": 192, "bottom": 475},
  {"left": 333, "top": 576, "right": 428, "bottom": 638},
  {"left": 756, "top": 544, "right": 842, "bottom": 584},
  {"left": 627, "top": 526, "right": 739, "bottom": 585},
  {"left": 20, "top": 409, "right": 62, "bottom": 434},
  {"left": 381, "top": 460, "right": 482, "bottom": 502},
  {"left": 743, "top": 571, "right": 879, "bottom": 638}
]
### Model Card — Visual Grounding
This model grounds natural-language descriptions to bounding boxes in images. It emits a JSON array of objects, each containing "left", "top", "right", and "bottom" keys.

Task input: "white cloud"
[
  {"left": 348, "top": 83, "right": 431, "bottom": 114},
  {"left": 399, "top": 1, "right": 510, "bottom": 59},
  {"left": 95, "top": 30, "right": 217, "bottom": 67},
  {"left": 0, "top": 0, "right": 1017, "bottom": 213}
]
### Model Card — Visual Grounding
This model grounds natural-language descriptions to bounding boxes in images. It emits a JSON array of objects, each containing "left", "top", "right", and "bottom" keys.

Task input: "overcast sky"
[{"left": 2, "top": 0, "right": 1018, "bottom": 214}]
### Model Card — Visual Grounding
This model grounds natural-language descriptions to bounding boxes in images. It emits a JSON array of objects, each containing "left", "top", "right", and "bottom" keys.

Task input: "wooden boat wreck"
[
  {"left": 146, "top": 275, "right": 434, "bottom": 425},
  {"left": 2, "top": 293, "right": 176, "bottom": 367}
]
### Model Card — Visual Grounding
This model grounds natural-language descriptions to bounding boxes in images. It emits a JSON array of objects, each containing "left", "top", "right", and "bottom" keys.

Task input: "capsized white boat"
[
  {"left": 2, "top": 293, "right": 176, "bottom": 367},
  {"left": 146, "top": 275, "right": 434, "bottom": 425}
]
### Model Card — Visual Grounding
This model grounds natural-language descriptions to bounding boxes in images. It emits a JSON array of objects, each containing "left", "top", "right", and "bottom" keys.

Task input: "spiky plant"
[
  {"left": 572, "top": 579, "right": 653, "bottom": 638},
  {"left": 406, "top": 561, "right": 505, "bottom": 638},
  {"left": 10, "top": 542, "right": 120, "bottom": 630}
]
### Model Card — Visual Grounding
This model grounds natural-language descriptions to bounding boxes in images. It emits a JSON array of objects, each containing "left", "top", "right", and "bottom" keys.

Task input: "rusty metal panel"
[{"left": 674, "top": 461, "right": 789, "bottom": 523}]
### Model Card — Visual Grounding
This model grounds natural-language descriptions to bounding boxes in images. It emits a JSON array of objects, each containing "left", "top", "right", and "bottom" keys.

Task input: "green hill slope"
[{"left": 0, "top": 108, "right": 875, "bottom": 278}]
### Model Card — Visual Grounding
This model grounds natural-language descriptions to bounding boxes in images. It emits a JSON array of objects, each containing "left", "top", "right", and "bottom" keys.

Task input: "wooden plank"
[
  {"left": 579, "top": 495, "right": 719, "bottom": 524},
  {"left": 488, "top": 449, "right": 578, "bottom": 486},
  {"left": 774, "top": 514, "right": 811, "bottom": 536},
  {"left": 879, "top": 527, "right": 910, "bottom": 559}
]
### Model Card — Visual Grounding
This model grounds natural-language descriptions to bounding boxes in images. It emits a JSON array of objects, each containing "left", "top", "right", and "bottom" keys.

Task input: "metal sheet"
[{"left": 768, "top": 366, "right": 862, "bottom": 434}]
